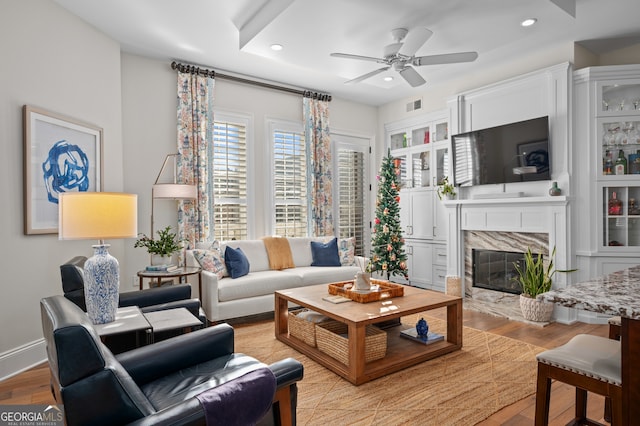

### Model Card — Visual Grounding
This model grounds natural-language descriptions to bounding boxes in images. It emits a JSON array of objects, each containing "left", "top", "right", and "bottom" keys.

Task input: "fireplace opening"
[{"left": 472, "top": 249, "right": 541, "bottom": 295}]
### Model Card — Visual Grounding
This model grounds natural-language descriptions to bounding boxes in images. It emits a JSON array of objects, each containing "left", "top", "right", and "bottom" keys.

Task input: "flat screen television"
[{"left": 451, "top": 116, "right": 550, "bottom": 187}]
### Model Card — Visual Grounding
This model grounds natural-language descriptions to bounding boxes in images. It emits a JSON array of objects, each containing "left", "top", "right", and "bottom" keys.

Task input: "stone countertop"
[{"left": 538, "top": 265, "right": 640, "bottom": 319}]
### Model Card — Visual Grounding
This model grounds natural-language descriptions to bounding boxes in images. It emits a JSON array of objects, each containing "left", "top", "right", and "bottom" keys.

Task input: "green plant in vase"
[
  {"left": 436, "top": 176, "right": 456, "bottom": 200},
  {"left": 513, "top": 246, "right": 576, "bottom": 321},
  {"left": 134, "top": 226, "right": 183, "bottom": 257}
]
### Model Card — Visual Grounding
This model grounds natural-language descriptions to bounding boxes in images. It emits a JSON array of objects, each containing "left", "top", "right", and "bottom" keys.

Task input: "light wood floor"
[{"left": 0, "top": 309, "right": 610, "bottom": 425}]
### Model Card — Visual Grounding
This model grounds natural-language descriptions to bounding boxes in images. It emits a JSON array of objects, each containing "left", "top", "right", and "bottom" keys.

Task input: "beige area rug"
[{"left": 233, "top": 312, "right": 546, "bottom": 426}]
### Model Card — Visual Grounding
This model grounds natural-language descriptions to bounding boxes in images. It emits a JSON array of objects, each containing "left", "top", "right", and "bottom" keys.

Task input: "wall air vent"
[{"left": 406, "top": 98, "right": 422, "bottom": 112}]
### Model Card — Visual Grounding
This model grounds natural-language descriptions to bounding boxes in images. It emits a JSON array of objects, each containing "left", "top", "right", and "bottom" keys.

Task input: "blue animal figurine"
[{"left": 416, "top": 317, "right": 429, "bottom": 337}]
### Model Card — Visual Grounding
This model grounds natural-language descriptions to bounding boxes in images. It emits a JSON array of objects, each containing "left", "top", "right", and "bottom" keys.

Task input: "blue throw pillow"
[
  {"left": 310, "top": 238, "right": 341, "bottom": 267},
  {"left": 224, "top": 246, "right": 250, "bottom": 279}
]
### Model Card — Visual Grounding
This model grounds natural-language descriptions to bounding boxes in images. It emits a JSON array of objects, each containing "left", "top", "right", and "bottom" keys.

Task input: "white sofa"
[{"left": 186, "top": 237, "right": 365, "bottom": 322}]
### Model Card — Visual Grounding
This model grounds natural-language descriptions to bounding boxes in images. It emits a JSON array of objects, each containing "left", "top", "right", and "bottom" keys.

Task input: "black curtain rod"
[{"left": 171, "top": 61, "right": 331, "bottom": 101}]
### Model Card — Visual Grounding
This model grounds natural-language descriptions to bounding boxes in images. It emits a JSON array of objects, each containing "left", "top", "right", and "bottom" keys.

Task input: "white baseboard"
[
  {"left": 0, "top": 338, "right": 47, "bottom": 382},
  {"left": 552, "top": 305, "right": 579, "bottom": 325},
  {"left": 577, "top": 310, "right": 610, "bottom": 325}
]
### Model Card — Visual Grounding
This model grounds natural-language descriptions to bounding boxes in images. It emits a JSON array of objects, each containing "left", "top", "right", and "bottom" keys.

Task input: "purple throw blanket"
[{"left": 195, "top": 367, "right": 277, "bottom": 426}]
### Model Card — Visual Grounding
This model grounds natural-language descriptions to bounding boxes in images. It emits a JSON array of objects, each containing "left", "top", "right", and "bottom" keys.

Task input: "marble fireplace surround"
[
  {"left": 445, "top": 196, "right": 573, "bottom": 324},
  {"left": 464, "top": 231, "right": 549, "bottom": 322}
]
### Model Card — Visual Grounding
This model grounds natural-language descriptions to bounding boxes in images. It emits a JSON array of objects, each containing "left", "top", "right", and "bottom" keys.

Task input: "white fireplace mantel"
[
  {"left": 444, "top": 195, "right": 569, "bottom": 207},
  {"left": 444, "top": 195, "right": 576, "bottom": 323},
  {"left": 445, "top": 196, "right": 569, "bottom": 233}
]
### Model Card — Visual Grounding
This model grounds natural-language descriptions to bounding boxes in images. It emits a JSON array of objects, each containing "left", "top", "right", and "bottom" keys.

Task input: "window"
[
  {"left": 213, "top": 117, "right": 248, "bottom": 240},
  {"left": 333, "top": 135, "right": 370, "bottom": 257},
  {"left": 271, "top": 121, "right": 307, "bottom": 237}
]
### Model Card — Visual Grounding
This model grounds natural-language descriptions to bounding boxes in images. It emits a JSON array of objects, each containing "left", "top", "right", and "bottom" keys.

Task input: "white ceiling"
[{"left": 54, "top": 0, "right": 640, "bottom": 106}]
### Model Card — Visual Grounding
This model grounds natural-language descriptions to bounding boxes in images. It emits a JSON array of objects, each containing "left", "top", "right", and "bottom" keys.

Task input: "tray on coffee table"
[{"left": 327, "top": 279, "right": 404, "bottom": 303}]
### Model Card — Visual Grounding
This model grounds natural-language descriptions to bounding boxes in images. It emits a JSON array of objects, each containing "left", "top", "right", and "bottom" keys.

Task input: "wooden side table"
[{"left": 137, "top": 266, "right": 202, "bottom": 296}]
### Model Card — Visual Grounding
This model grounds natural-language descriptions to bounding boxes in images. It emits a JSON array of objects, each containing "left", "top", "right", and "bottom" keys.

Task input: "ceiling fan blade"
[
  {"left": 398, "top": 66, "right": 426, "bottom": 87},
  {"left": 383, "top": 42, "right": 403, "bottom": 58},
  {"left": 398, "top": 27, "right": 433, "bottom": 57},
  {"left": 413, "top": 51, "right": 478, "bottom": 66},
  {"left": 344, "top": 67, "right": 390, "bottom": 84},
  {"left": 330, "top": 52, "right": 386, "bottom": 64}
]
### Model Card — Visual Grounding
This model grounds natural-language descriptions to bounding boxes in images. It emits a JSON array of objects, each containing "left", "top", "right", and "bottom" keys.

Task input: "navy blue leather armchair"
[
  {"left": 60, "top": 256, "right": 206, "bottom": 323},
  {"left": 61, "top": 256, "right": 208, "bottom": 352},
  {"left": 41, "top": 295, "right": 303, "bottom": 425}
]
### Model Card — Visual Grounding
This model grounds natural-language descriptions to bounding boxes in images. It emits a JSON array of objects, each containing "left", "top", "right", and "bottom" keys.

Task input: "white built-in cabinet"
[
  {"left": 384, "top": 111, "right": 449, "bottom": 291},
  {"left": 574, "top": 65, "right": 640, "bottom": 276}
]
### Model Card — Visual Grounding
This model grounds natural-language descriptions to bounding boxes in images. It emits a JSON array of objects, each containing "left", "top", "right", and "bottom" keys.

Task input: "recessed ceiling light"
[
  {"left": 521, "top": 18, "right": 537, "bottom": 27},
  {"left": 384, "top": 76, "right": 394, "bottom": 82},
  {"left": 270, "top": 44, "right": 283, "bottom": 51}
]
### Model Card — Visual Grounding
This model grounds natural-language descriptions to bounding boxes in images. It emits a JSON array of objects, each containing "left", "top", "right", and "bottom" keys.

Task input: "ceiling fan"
[{"left": 330, "top": 27, "right": 478, "bottom": 87}]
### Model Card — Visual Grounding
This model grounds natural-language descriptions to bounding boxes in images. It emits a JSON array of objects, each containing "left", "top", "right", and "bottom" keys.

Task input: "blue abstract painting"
[
  {"left": 42, "top": 140, "right": 90, "bottom": 204},
  {"left": 24, "top": 106, "right": 102, "bottom": 234}
]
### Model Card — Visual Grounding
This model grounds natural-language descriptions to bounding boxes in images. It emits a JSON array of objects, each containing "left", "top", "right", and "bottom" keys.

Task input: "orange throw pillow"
[{"left": 262, "top": 237, "right": 295, "bottom": 270}]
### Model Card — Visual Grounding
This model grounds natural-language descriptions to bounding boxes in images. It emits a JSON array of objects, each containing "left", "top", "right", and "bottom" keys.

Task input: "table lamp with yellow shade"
[{"left": 59, "top": 192, "right": 137, "bottom": 324}]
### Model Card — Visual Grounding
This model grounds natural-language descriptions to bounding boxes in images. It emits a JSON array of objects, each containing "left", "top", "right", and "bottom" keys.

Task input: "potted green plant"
[
  {"left": 134, "top": 226, "right": 183, "bottom": 265},
  {"left": 513, "top": 246, "right": 575, "bottom": 322},
  {"left": 436, "top": 176, "right": 456, "bottom": 200}
]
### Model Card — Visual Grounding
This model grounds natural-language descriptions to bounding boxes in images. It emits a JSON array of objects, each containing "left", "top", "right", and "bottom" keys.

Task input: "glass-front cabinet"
[
  {"left": 602, "top": 186, "right": 640, "bottom": 248},
  {"left": 597, "top": 79, "right": 640, "bottom": 251},
  {"left": 390, "top": 125, "right": 430, "bottom": 150},
  {"left": 434, "top": 144, "right": 449, "bottom": 186},
  {"left": 389, "top": 120, "right": 448, "bottom": 189},
  {"left": 600, "top": 119, "right": 640, "bottom": 177},
  {"left": 385, "top": 111, "right": 449, "bottom": 291},
  {"left": 598, "top": 82, "right": 640, "bottom": 115}
]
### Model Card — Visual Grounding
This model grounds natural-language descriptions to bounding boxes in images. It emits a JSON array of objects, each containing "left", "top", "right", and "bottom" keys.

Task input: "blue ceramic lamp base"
[{"left": 84, "top": 244, "right": 120, "bottom": 324}]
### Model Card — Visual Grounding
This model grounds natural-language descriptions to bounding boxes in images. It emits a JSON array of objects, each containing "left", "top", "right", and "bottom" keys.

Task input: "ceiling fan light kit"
[{"left": 331, "top": 27, "right": 478, "bottom": 87}]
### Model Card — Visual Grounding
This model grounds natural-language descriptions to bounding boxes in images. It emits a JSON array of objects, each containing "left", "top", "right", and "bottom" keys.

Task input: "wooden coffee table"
[{"left": 275, "top": 283, "right": 462, "bottom": 385}]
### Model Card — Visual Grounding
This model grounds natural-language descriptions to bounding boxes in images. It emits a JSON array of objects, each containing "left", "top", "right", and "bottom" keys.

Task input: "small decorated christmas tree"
[{"left": 370, "top": 150, "right": 408, "bottom": 280}]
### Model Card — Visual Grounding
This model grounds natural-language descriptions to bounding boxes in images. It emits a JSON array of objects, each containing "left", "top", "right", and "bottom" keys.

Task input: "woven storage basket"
[
  {"left": 315, "top": 320, "right": 387, "bottom": 365},
  {"left": 289, "top": 308, "right": 323, "bottom": 347}
]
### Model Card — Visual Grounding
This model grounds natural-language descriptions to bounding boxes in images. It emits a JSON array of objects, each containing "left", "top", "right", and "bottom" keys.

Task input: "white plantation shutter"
[
  {"left": 337, "top": 148, "right": 367, "bottom": 256},
  {"left": 213, "top": 120, "right": 248, "bottom": 240},
  {"left": 453, "top": 134, "right": 474, "bottom": 186},
  {"left": 273, "top": 128, "right": 307, "bottom": 237}
]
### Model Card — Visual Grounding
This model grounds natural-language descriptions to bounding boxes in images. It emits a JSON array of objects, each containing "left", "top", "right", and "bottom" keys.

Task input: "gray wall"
[{"left": 0, "top": 0, "right": 123, "bottom": 378}]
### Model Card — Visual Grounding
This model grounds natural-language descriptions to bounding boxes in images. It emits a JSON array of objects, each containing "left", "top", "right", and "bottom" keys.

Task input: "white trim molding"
[{"left": 0, "top": 338, "right": 46, "bottom": 382}]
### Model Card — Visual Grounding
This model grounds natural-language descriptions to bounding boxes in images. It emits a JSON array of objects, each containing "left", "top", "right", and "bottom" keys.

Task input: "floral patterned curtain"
[
  {"left": 176, "top": 72, "right": 215, "bottom": 249},
  {"left": 303, "top": 96, "right": 334, "bottom": 236}
]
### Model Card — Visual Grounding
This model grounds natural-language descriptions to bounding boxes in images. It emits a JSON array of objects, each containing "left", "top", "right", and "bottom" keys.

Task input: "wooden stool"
[
  {"left": 604, "top": 316, "right": 622, "bottom": 422},
  {"left": 608, "top": 315, "right": 621, "bottom": 340},
  {"left": 535, "top": 334, "right": 622, "bottom": 426}
]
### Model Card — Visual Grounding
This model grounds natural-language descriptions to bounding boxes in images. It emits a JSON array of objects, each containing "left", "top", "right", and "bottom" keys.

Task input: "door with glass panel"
[{"left": 332, "top": 134, "right": 371, "bottom": 257}]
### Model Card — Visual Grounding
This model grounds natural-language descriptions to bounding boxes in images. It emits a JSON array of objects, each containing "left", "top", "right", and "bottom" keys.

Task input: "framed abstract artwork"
[{"left": 23, "top": 105, "right": 104, "bottom": 235}]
